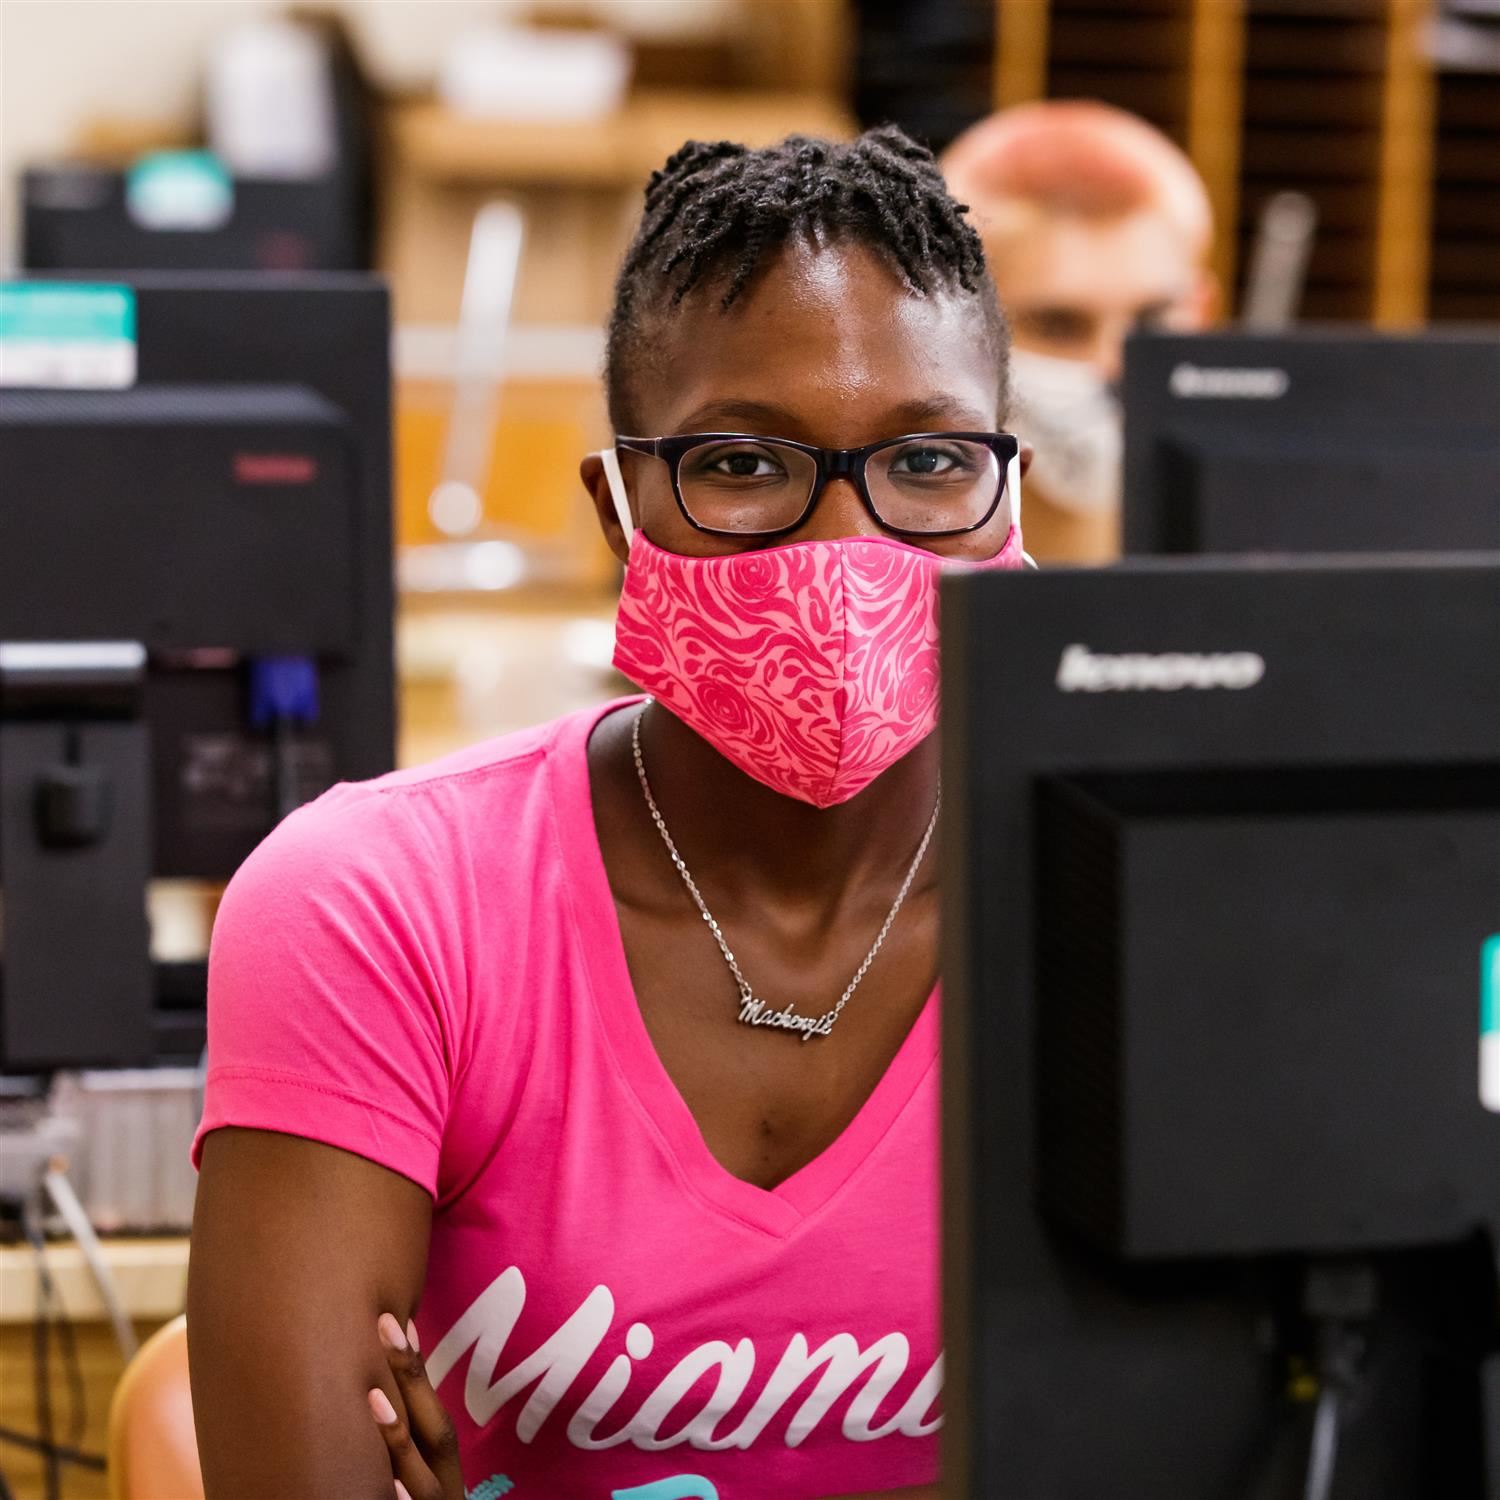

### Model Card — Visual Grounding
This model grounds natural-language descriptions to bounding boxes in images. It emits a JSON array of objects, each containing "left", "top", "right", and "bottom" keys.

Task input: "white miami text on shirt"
[{"left": 424, "top": 1266, "right": 942, "bottom": 1452}]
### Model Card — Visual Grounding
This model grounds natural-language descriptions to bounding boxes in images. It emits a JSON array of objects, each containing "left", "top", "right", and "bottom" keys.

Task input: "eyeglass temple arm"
[
  {"left": 1005, "top": 451, "right": 1039, "bottom": 568},
  {"left": 597, "top": 445, "right": 635, "bottom": 545}
]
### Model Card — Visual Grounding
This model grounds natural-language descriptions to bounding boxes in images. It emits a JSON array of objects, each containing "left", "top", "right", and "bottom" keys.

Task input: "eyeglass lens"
[{"left": 675, "top": 438, "right": 1003, "bottom": 536}]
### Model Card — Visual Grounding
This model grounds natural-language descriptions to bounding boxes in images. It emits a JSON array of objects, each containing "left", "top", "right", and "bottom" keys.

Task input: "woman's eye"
[
  {"left": 704, "top": 449, "right": 784, "bottom": 479},
  {"left": 891, "top": 446, "right": 960, "bottom": 476}
]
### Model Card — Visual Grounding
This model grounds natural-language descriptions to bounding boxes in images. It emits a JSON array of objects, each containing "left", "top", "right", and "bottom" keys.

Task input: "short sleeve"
[{"left": 191, "top": 787, "right": 458, "bottom": 1197}]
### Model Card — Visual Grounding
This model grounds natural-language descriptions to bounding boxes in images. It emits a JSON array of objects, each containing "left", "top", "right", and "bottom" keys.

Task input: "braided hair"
[{"left": 604, "top": 125, "right": 1007, "bottom": 431}]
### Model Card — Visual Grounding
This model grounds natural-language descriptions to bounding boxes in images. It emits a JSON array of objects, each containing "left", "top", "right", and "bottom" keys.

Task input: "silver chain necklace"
[{"left": 631, "top": 702, "right": 940, "bottom": 1042}]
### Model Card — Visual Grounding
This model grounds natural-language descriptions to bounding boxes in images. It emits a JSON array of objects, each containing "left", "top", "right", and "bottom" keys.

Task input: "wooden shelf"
[
  {"left": 995, "top": 0, "right": 1474, "bottom": 325},
  {"left": 1238, "top": 3, "right": 1391, "bottom": 320},
  {"left": 380, "top": 87, "right": 856, "bottom": 324},
  {"left": 1430, "top": 68, "right": 1500, "bottom": 321},
  {"left": 390, "top": 90, "right": 855, "bottom": 187},
  {"left": 1046, "top": 1, "right": 1195, "bottom": 141}
]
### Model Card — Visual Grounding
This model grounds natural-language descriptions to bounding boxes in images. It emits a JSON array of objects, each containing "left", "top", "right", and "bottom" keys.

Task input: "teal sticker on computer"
[
  {"left": 126, "top": 150, "right": 233, "bottom": 232},
  {"left": 1483, "top": 935, "right": 1500, "bottom": 1113},
  {"left": 0, "top": 281, "right": 136, "bottom": 389}
]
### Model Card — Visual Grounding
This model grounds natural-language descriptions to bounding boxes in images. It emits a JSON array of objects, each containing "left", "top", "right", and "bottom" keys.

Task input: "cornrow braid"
[{"left": 605, "top": 125, "right": 1006, "bottom": 431}]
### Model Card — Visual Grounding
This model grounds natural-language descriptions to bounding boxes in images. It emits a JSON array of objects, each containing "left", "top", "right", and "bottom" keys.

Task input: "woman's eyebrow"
[
  {"left": 889, "top": 396, "right": 994, "bottom": 430},
  {"left": 670, "top": 396, "right": 997, "bottom": 436},
  {"left": 671, "top": 398, "right": 803, "bottom": 432}
]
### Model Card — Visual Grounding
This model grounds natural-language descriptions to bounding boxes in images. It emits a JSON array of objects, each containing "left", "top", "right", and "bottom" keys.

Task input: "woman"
[{"left": 187, "top": 127, "right": 1030, "bottom": 1500}]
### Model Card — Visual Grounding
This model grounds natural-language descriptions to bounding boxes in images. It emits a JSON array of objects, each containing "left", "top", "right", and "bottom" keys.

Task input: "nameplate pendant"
[{"left": 737, "top": 994, "right": 837, "bottom": 1042}]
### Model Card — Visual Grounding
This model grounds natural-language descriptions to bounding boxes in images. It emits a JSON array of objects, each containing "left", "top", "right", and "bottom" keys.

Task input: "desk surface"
[{"left": 0, "top": 1236, "right": 188, "bottom": 1325}]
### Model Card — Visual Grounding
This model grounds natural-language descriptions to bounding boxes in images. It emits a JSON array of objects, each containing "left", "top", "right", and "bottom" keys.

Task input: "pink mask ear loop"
[
  {"left": 597, "top": 446, "right": 635, "bottom": 548},
  {"left": 1007, "top": 451, "right": 1039, "bottom": 570}
]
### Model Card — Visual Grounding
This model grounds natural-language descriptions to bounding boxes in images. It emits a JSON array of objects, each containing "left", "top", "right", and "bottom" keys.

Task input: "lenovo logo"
[
  {"left": 1170, "top": 362, "right": 1289, "bottom": 399},
  {"left": 1057, "top": 644, "right": 1266, "bottom": 693}
]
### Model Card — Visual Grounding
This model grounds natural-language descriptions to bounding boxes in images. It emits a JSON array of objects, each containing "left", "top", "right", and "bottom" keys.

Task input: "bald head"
[
  {"left": 942, "top": 101, "right": 1217, "bottom": 380},
  {"left": 943, "top": 100, "right": 1212, "bottom": 255}
]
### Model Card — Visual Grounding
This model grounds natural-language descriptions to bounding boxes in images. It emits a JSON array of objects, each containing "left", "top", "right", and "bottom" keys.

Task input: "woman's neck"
[{"left": 632, "top": 698, "right": 942, "bottom": 911}]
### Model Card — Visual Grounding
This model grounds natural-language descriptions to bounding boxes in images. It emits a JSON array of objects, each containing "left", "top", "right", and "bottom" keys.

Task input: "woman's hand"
[{"left": 367, "top": 1312, "right": 466, "bottom": 1500}]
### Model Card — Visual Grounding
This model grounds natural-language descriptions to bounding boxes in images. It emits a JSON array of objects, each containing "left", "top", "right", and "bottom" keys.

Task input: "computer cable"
[
  {"left": 22, "top": 1199, "right": 61, "bottom": 1500},
  {"left": 1484, "top": 1224, "right": 1500, "bottom": 1500},
  {"left": 0, "top": 1195, "right": 107, "bottom": 1493},
  {"left": 1300, "top": 1261, "right": 1378, "bottom": 1500},
  {"left": 42, "top": 1162, "right": 138, "bottom": 1361},
  {"left": 0, "top": 1429, "right": 104, "bottom": 1479}
]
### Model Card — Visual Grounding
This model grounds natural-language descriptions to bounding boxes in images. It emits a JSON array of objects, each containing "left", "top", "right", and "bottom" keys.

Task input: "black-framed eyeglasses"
[{"left": 615, "top": 431, "right": 1020, "bottom": 538}]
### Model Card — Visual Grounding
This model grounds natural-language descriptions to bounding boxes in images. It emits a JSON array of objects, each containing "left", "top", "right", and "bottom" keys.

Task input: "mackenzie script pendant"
[
  {"left": 736, "top": 990, "right": 838, "bottom": 1043},
  {"left": 632, "top": 702, "right": 940, "bottom": 1044}
]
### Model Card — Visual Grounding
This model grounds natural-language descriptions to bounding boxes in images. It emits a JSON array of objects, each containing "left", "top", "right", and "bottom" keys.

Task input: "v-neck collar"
[{"left": 554, "top": 698, "right": 941, "bottom": 1241}]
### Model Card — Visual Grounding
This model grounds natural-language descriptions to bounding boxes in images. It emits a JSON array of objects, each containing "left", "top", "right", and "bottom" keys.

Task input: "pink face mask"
[{"left": 603, "top": 449, "right": 1030, "bottom": 808}]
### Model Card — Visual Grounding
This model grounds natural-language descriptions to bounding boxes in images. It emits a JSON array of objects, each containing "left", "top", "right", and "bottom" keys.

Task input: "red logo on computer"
[{"left": 234, "top": 453, "right": 318, "bottom": 485}]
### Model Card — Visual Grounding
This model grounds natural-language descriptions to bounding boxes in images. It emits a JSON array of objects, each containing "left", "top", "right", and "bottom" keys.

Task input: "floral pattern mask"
[{"left": 612, "top": 527, "right": 1025, "bottom": 807}]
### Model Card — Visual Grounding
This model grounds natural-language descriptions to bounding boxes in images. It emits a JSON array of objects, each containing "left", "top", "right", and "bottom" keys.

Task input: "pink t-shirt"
[{"left": 193, "top": 699, "right": 942, "bottom": 1500}]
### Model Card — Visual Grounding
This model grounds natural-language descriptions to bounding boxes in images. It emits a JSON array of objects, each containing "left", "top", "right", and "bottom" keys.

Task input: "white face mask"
[{"left": 1010, "top": 347, "right": 1124, "bottom": 517}]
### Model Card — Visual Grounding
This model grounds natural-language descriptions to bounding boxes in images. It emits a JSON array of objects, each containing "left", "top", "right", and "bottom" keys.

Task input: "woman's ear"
[
  {"left": 581, "top": 451, "right": 632, "bottom": 565},
  {"left": 1019, "top": 440, "right": 1034, "bottom": 481}
]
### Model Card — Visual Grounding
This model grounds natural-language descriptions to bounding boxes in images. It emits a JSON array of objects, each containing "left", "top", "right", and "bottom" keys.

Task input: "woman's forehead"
[{"left": 638, "top": 241, "right": 1002, "bottom": 442}]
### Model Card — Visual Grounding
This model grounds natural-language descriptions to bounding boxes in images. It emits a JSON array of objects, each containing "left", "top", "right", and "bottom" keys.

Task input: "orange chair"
[{"left": 107, "top": 1314, "right": 205, "bottom": 1500}]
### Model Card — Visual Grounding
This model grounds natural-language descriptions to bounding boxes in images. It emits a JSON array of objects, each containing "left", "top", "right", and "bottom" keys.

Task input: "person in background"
[{"left": 942, "top": 100, "right": 1218, "bottom": 563}]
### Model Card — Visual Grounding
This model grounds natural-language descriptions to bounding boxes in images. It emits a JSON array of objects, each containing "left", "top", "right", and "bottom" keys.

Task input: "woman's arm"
[{"left": 188, "top": 1127, "right": 434, "bottom": 1499}]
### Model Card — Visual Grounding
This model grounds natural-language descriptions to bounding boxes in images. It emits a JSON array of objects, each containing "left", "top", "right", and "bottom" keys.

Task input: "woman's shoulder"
[{"left": 331, "top": 702, "right": 591, "bottom": 813}]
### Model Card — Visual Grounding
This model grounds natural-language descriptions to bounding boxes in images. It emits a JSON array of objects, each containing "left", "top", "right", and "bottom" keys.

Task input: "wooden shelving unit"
[
  {"left": 994, "top": 0, "right": 1052, "bottom": 109},
  {"left": 1188, "top": 0, "right": 1247, "bottom": 299},
  {"left": 1430, "top": 51, "right": 1500, "bottom": 321},
  {"left": 1240, "top": 1, "right": 1390, "bottom": 321},
  {"left": 992, "top": 0, "right": 1487, "bottom": 325},
  {"left": 381, "top": 88, "right": 855, "bottom": 325},
  {"left": 1045, "top": 0, "right": 1196, "bottom": 142}
]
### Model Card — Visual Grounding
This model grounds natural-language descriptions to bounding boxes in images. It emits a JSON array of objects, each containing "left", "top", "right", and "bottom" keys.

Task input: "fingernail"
[
  {"left": 378, "top": 1312, "right": 408, "bottom": 1352},
  {"left": 405, "top": 1318, "right": 420, "bottom": 1352},
  {"left": 395, "top": 1483, "right": 413, "bottom": 1500},
  {"left": 368, "top": 1387, "right": 397, "bottom": 1425}
]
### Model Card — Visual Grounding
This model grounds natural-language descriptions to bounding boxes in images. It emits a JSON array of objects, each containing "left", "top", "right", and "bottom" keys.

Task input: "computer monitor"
[
  {"left": 0, "top": 273, "right": 394, "bottom": 1069},
  {"left": 1122, "top": 330, "right": 1500, "bottom": 555},
  {"left": 21, "top": 165, "right": 368, "bottom": 275},
  {"left": 940, "top": 555, "right": 1500, "bottom": 1499}
]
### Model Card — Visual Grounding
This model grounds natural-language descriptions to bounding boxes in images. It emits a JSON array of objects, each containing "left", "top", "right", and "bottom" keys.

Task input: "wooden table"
[{"left": 0, "top": 1237, "right": 189, "bottom": 1500}]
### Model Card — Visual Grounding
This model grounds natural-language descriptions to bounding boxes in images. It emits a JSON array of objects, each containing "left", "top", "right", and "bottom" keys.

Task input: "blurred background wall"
[
  {"left": 4, "top": 0, "right": 1497, "bottom": 754},
  {"left": 0, "top": 1, "right": 743, "bottom": 262},
  {"left": 10, "top": 2, "right": 1496, "bottom": 320},
  {"left": 3, "top": 0, "right": 1497, "bottom": 759}
]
